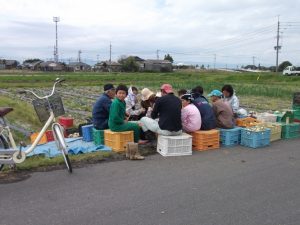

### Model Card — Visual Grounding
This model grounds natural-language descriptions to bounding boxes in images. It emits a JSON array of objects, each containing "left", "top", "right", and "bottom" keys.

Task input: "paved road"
[{"left": 1, "top": 139, "right": 300, "bottom": 225}]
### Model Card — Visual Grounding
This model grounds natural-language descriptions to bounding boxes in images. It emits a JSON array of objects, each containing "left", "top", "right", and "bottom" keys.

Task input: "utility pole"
[
  {"left": 53, "top": 16, "right": 60, "bottom": 62},
  {"left": 97, "top": 54, "right": 99, "bottom": 63},
  {"left": 156, "top": 50, "right": 160, "bottom": 60},
  {"left": 78, "top": 50, "right": 82, "bottom": 63},
  {"left": 252, "top": 56, "right": 256, "bottom": 66},
  {"left": 274, "top": 16, "right": 281, "bottom": 72},
  {"left": 213, "top": 54, "right": 216, "bottom": 70},
  {"left": 109, "top": 42, "right": 112, "bottom": 72}
]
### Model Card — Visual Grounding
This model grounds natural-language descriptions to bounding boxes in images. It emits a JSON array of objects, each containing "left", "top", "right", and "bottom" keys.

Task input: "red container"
[
  {"left": 45, "top": 130, "right": 55, "bottom": 142},
  {"left": 59, "top": 117, "right": 74, "bottom": 128}
]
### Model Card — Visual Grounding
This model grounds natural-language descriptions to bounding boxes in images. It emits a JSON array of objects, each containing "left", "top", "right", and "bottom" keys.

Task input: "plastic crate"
[
  {"left": 261, "top": 122, "right": 282, "bottom": 142},
  {"left": 45, "top": 130, "right": 54, "bottom": 142},
  {"left": 292, "top": 105, "right": 300, "bottom": 120},
  {"left": 191, "top": 130, "right": 220, "bottom": 151},
  {"left": 255, "top": 113, "right": 277, "bottom": 123},
  {"left": 240, "top": 128, "right": 271, "bottom": 149},
  {"left": 93, "top": 128, "right": 104, "bottom": 146},
  {"left": 281, "top": 123, "right": 300, "bottom": 139},
  {"left": 104, "top": 130, "right": 134, "bottom": 152},
  {"left": 157, "top": 133, "right": 192, "bottom": 156},
  {"left": 58, "top": 116, "right": 74, "bottom": 128},
  {"left": 236, "top": 117, "right": 260, "bottom": 127},
  {"left": 82, "top": 124, "right": 94, "bottom": 142},
  {"left": 30, "top": 132, "right": 48, "bottom": 145},
  {"left": 219, "top": 127, "right": 242, "bottom": 146}
]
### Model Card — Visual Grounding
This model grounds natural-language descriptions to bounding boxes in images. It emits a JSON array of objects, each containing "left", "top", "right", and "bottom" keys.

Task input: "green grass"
[{"left": 1, "top": 70, "right": 299, "bottom": 99}]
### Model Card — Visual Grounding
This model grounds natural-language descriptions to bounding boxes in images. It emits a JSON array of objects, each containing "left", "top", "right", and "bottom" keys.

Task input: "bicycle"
[{"left": 0, "top": 78, "right": 72, "bottom": 173}]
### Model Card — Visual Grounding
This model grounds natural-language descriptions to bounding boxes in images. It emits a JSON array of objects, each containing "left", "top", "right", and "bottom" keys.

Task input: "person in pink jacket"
[{"left": 181, "top": 93, "right": 202, "bottom": 133}]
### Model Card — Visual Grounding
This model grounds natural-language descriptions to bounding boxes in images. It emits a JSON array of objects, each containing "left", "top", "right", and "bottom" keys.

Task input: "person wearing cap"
[
  {"left": 140, "top": 84, "right": 182, "bottom": 136},
  {"left": 192, "top": 86, "right": 216, "bottom": 130},
  {"left": 208, "top": 89, "right": 234, "bottom": 129},
  {"left": 181, "top": 93, "right": 201, "bottom": 133},
  {"left": 92, "top": 83, "right": 116, "bottom": 130},
  {"left": 140, "top": 88, "right": 156, "bottom": 118},
  {"left": 125, "top": 86, "right": 145, "bottom": 121}
]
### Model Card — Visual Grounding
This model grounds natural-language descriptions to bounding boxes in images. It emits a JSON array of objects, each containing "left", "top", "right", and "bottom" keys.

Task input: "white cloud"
[{"left": 0, "top": 0, "right": 299, "bottom": 66}]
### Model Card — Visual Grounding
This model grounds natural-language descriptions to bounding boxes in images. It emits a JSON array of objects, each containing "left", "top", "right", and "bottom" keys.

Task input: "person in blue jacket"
[
  {"left": 192, "top": 86, "right": 216, "bottom": 130},
  {"left": 92, "top": 84, "right": 115, "bottom": 130}
]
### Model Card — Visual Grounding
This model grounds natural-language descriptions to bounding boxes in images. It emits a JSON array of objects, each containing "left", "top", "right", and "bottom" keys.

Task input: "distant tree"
[
  {"left": 23, "top": 58, "right": 42, "bottom": 63},
  {"left": 200, "top": 64, "right": 205, "bottom": 69},
  {"left": 119, "top": 56, "right": 139, "bottom": 72},
  {"left": 164, "top": 54, "right": 174, "bottom": 63},
  {"left": 278, "top": 61, "right": 292, "bottom": 72}
]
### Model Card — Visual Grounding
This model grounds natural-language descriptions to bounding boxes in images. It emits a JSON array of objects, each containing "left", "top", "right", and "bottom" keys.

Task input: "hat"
[
  {"left": 181, "top": 93, "right": 194, "bottom": 101},
  {"left": 207, "top": 89, "right": 223, "bottom": 97},
  {"left": 141, "top": 88, "right": 154, "bottom": 101},
  {"left": 104, "top": 83, "right": 115, "bottom": 91},
  {"left": 161, "top": 84, "right": 173, "bottom": 94}
]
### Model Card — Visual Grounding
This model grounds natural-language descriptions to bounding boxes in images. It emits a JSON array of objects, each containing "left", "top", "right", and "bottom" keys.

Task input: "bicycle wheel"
[
  {"left": 0, "top": 135, "right": 9, "bottom": 171},
  {"left": 53, "top": 124, "right": 72, "bottom": 173}
]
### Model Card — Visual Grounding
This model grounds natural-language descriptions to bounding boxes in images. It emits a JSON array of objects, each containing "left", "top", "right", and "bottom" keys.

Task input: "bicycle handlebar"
[{"left": 18, "top": 78, "right": 65, "bottom": 99}]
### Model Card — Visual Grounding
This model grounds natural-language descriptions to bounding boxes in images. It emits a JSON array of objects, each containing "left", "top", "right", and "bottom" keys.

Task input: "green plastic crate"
[
  {"left": 292, "top": 105, "right": 300, "bottom": 120},
  {"left": 281, "top": 123, "right": 300, "bottom": 139},
  {"left": 92, "top": 128, "right": 104, "bottom": 145}
]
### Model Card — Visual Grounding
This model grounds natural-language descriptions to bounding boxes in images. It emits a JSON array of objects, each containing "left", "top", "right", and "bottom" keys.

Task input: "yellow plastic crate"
[
  {"left": 260, "top": 122, "right": 282, "bottom": 142},
  {"left": 191, "top": 130, "right": 220, "bottom": 151},
  {"left": 30, "top": 132, "right": 48, "bottom": 145},
  {"left": 104, "top": 130, "right": 134, "bottom": 152}
]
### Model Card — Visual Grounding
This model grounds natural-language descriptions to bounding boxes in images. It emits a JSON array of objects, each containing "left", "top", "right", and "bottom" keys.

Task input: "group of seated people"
[{"left": 92, "top": 82, "right": 246, "bottom": 147}]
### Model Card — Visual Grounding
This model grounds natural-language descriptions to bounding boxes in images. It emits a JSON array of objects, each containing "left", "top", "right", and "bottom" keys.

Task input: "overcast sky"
[{"left": 1, "top": 0, "right": 300, "bottom": 67}]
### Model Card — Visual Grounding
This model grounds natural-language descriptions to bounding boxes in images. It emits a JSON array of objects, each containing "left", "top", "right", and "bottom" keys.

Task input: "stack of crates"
[
  {"left": 236, "top": 117, "right": 260, "bottom": 127},
  {"left": 219, "top": 127, "right": 242, "bottom": 147},
  {"left": 191, "top": 129, "right": 220, "bottom": 151},
  {"left": 261, "top": 122, "right": 282, "bottom": 142},
  {"left": 281, "top": 123, "right": 300, "bottom": 139},
  {"left": 240, "top": 127, "right": 271, "bottom": 149},
  {"left": 104, "top": 130, "right": 134, "bottom": 152},
  {"left": 82, "top": 124, "right": 94, "bottom": 142},
  {"left": 92, "top": 128, "right": 104, "bottom": 146},
  {"left": 157, "top": 133, "right": 192, "bottom": 157}
]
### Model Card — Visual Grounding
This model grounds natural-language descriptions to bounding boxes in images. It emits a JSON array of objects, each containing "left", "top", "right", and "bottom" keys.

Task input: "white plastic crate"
[
  {"left": 255, "top": 113, "right": 277, "bottom": 123},
  {"left": 157, "top": 133, "right": 192, "bottom": 156}
]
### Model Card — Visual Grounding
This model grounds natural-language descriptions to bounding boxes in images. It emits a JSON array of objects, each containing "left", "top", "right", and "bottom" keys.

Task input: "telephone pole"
[
  {"left": 274, "top": 16, "right": 281, "bottom": 72},
  {"left": 252, "top": 56, "right": 256, "bottom": 66},
  {"left": 156, "top": 50, "right": 160, "bottom": 60},
  {"left": 53, "top": 16, "right": 60, "bottom": 62},
  {"left": 109, "top": 42, "right": 112, "bottom": 72},
  {"left": 213, "top": 54, "right": 216, "bottom": 69},
  {"left": 78, "top": 50, "right": 82, "bottom": 63}
]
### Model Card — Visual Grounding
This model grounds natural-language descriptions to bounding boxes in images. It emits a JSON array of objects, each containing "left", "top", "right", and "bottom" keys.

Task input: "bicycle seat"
[{"left": 0, "top": 107, "right": 13, "bottom": 117}]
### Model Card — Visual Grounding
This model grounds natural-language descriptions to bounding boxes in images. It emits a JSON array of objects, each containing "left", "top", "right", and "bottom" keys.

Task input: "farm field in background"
[{"left": 1, "top": 70, "right": 299, "bottom": 143}]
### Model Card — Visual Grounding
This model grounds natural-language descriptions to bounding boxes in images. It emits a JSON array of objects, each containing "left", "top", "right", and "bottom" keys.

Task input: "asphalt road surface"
[{"left": 1, "top": 139, "right": 300, "bottom": 225}]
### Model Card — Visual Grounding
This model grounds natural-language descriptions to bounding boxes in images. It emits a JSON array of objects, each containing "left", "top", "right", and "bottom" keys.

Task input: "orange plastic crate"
[
  {"left": 236, "top": 117, "right": 260, "bottom": 127},
  {"left": 191, "top": 130, "right": 220, "bottom": 151},
  {"left": 104, "top": 130, "right": 134, "bottom": 152},
  {"left": 30, "top": 132, "right": 48, "bottom": 145}
]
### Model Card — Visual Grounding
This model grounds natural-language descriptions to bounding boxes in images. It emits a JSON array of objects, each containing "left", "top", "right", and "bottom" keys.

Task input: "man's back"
[
  {"left": 92, "top": 94, "right": 112, "bottom": 130},
  {"left": 212, "top": 99, "right": 234, "bottom": 129},
  {"left": 193, "top": 96, "right": 216, "bottom": 130},
  {"left": 151, "top": 94, "right": 182, "bottom": 132}
]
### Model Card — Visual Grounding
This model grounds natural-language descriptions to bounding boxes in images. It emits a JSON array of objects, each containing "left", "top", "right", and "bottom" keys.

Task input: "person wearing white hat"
[{"left": 141, "top": 88, "right": 156, "bottom": 118}]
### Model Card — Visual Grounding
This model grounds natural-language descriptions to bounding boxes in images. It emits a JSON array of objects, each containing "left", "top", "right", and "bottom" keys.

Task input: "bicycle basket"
[{"left": 32, "top": 93, "right": 65, "bottom": 123}]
